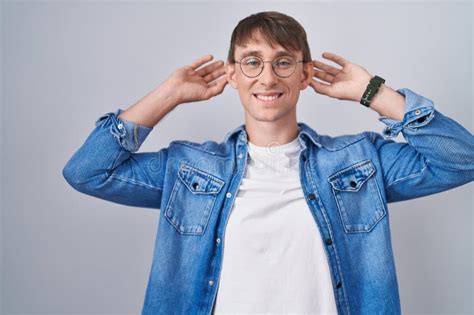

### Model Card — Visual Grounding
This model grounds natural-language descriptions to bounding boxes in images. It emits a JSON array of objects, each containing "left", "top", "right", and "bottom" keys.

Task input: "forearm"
[
  {"left": 118, "top": 84, "right": 179, "bottom": 128},
  {"left": 368, "top": 84, "right": 406, "bottom": 121},
  {"left": 63, "top": 111, "right": 136, "bottom": 189},
  {"left": 63, "top": 111, "right": 167, "bottom": 208},
  {"left": 379, "top": 88, "right": 474, "bottom": 171},
  {"left": 371, "top": 88, "right": 474, "bottom": 202}
]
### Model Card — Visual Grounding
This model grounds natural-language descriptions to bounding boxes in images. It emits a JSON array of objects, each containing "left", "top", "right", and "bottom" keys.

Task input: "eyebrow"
[{"left": 239, "top": 50, "right": 297, "bottom": 59}]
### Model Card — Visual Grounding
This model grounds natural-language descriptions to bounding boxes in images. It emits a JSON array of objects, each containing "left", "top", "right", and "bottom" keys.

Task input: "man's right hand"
[
  {"left": 161, "top": 54, "right": 228, "bottom": 106},
  {"left": 117, "top": 54, "right": 228, "bottom": 128}
]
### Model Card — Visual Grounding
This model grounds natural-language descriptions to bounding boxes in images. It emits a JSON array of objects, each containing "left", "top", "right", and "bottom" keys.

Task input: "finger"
[
  {"left": 313, "top": 68, "right": 334, "bottom": 83},
  {"left": 203, "top": 67, "right": 226, "bottom": 83},
  {"left": 313, "top": 59, "right": 340, "bottom": 76},
  {"left": 189, "top": 54, "right": 213, "bottom": 71},
  {"left": 309, "top": 78, "right": 332, "bottom": 96},
  {"left": 206, "top": 77, "right": 228, "bottom": 99},
  {"left": 196, "top": 60, "right": 224, "bottom": 77},
  {"left": 322, "top": 52, "right": 347, "bottom": 67}
]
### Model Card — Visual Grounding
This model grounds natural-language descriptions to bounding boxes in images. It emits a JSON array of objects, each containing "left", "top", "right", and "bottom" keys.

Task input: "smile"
[{"left": 253, "top": 93, "right": 283, "bottom": 102}]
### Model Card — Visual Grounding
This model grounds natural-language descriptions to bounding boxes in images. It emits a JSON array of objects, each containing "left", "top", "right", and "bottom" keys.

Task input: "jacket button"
[
  {"left": 336, "top": 282, "right": 342, "bottom": 289},
  {"left": 226, "top": 192, "right": 232, "bottom": 198},
  {"left": 308, "top": 193, "right": 316, "bottom": 200},
  {"left": 192, "top": 182, "right": 199, "bottom": 189},
  {"left": 325, "top": 238, "right": 333, "bottom": 245},
  {"left": 208, "top": 280, "right": 214, "bottom": 286},
  {"left": 350, "top": 181, "right": 357, "bottom": 188}
]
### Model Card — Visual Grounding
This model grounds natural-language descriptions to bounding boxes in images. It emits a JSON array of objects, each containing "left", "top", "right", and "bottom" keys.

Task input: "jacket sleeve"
[
  {"left": 367, "top": 88, "right": 474, "bottom": 203},
  {"left": 62, "top": 109, "right": 168, "bottom": 209}
]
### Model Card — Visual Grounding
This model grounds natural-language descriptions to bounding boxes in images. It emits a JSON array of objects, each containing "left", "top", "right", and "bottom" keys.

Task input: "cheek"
[
  {"left": 237, "top": 81, "right": 254, "bottom": 100},
  {"left": 238, "top": 88, "right": 253, "bottom": 107},
  {"left": 287, "top": 84, "right": 301, "bottom": 98}
]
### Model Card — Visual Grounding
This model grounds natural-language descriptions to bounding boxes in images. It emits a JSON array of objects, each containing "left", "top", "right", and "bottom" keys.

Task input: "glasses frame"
[{"left": 233, "top": 55, "right": 305, "bottom": 78}]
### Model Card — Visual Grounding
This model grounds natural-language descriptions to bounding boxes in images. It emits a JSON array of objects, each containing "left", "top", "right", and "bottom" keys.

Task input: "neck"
[{"left": 244, "top": 116, "right": 299, "bottom": 147}]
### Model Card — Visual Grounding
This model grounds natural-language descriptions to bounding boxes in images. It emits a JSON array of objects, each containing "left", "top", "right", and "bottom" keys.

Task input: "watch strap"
[{"left": 360, "top": 75, "right": 385, "bottom": 107}]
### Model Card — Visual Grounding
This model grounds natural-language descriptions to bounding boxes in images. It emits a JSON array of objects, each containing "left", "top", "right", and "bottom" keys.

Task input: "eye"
[
  {"left": 275, "top": 58, "right": 293, "bottom": 67},
  {"left": 243, "top": 57, "right": 261, "bottom": 67}
]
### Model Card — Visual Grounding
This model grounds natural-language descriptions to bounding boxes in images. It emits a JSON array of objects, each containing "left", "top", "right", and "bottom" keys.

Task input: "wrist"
[
  {"left": 360, "top": 75, "right": 385, "bottom": 106},
  {"left": 356, "top": 75, "right": 372, "bottom": 102},
  {"left": 369, "top": 85, "right": 406, "bottom": 121},
  {"left": 153, "top": 84, "right": 180, "bottom": 110}
]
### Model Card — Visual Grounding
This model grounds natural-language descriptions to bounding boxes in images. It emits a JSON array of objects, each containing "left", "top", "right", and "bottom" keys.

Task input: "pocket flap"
[
  {"left": 178, "top": 164, "right": 224, "bottom": 195},
  {"left": 328, "top": 160, "right": 376, "bottom": 192}
]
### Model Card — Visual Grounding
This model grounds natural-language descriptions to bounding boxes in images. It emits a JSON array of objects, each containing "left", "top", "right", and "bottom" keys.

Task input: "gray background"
[{"left": 1, "top": 0, "right": 473, "bottom": 314}]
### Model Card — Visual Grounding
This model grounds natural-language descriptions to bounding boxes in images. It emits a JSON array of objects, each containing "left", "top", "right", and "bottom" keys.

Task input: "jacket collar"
[{"left": 224, "top": 122, "right": 323, "bottom": 148}]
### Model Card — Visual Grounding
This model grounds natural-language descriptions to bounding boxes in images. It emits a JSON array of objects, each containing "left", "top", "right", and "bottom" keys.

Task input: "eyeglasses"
[{"left": 233, "top": 55, "right": 304, "bottom": 78}]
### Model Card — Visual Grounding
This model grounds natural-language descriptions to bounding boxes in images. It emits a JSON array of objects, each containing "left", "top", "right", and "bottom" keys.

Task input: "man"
[{"left": 63, "top": 11, "right": 474, "bottom": 315}]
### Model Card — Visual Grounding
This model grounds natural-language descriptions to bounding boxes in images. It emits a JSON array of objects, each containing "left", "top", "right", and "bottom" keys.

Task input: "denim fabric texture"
[{"left": 63, "top": 88, "right": 474, "bottom": 314}]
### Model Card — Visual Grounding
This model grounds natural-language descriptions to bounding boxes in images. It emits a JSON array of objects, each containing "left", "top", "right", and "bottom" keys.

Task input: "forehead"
[
  {"left": 234, "top": 32, "right": 302, "bottom": 59},
  {"left": 238, "top": 49, "right": 298, "bottom": 60}
]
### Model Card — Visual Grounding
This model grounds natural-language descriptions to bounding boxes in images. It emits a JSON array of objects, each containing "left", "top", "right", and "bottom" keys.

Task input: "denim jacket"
[{"left": 63, "top": 88, "right": 474, "bottom": 314}]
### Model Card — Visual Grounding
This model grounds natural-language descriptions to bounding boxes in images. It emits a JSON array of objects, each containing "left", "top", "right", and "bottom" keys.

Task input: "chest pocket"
[
  {"left": 165, "top": 164, "right": 225, "bottom": 235},
  {"left": 328, "top": 159, "right": 386, "bottom": 233}
]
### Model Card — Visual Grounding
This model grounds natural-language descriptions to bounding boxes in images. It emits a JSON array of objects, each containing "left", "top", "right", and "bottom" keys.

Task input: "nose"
[{"left": 259, "top": 62, "right": 279, "bottom": 87}]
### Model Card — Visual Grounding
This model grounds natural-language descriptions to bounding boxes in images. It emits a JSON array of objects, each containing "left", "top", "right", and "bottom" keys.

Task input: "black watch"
[{"left": 360, "top": 75, "right": 385, "bottom": 107}]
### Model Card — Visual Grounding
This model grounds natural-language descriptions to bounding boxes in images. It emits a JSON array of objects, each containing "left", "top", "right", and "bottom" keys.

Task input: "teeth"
[{"left": 255, "top": 94, "right": 281, "bottom": 101}]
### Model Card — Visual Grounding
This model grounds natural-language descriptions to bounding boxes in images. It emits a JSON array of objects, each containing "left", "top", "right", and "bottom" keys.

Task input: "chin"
[{"left": 246, "top": 110, "right": 290, "bottom": 123}]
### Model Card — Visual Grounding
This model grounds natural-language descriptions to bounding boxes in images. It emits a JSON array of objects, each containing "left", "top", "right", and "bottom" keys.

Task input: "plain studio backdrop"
[{"left": 1, "top": 1, "right": 472, "bottom": 314}]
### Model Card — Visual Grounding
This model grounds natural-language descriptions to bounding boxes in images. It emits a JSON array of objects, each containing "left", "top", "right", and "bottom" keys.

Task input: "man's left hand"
[{"left": 309, "top": 52, "right": 373, "bottom": 102}]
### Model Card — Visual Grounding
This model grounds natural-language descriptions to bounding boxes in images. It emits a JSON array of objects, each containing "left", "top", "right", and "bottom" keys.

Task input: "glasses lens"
[
  {"left": 241, "top": 56, "right": 263, "bottom": 77},
  {"left": 273, "top": 56, "right": 296, "bottom": 77},
  {"left": 239, "top": 56, "right": 297, "bottom": 78}
]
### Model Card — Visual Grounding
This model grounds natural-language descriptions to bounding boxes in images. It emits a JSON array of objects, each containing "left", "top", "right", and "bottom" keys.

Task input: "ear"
[
  {"left": 300, "top": 62, "right": 314, "bottom": 90},
  {"left": 226, "top": 62, "right": 239, "bottom": 89}
]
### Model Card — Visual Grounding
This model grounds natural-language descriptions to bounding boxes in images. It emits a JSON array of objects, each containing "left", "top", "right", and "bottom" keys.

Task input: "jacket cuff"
[
  {"left": 94, "top": 109, "right": 153, "bottom": 153},
  {"left": 378, "top": 88, "right": 435, "bottom": 139}
]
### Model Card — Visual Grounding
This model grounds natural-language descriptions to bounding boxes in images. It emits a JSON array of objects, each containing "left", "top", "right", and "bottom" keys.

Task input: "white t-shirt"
[{"left": 213, "top": 136, "right": 338, "bottom": 314}]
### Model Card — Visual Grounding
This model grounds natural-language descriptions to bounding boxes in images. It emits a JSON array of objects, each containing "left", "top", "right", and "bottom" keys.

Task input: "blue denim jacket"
[{"left": 63, "top": 88, "right": 474, "bottom": 314}]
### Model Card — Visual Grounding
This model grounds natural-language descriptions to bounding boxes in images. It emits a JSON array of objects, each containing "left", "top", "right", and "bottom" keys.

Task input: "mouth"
[{"left": 253, "top": 93, "right": 284, "bottom": 104}]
